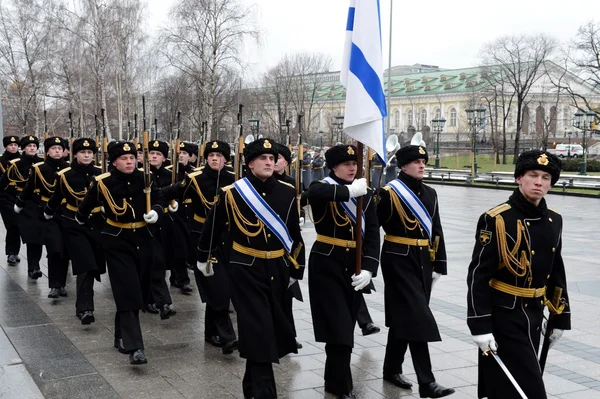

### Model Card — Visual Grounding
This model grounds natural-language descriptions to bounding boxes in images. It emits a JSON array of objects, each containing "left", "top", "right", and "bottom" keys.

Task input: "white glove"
[
  {"left": 197, "top": 261, "right": 214, "bottom": 277},
  {"left": 13, "top": 204, "right": 22, "bottom": 214},
  {"left": 43, "top": 213, "right": 53, "bottom": 220},
  {"left": 472, "top": 333, "right": 498, "bottom": 353},
  {"left": 168, "top": 201, "right": 179, "bottom": 213},
  {"left": 432, "top": 271, "right": 441, "bottom": 288},
  {"left": 351, "top": 270, "right": 372, "bottom": 291},
  {"left": 288, "top": 277, "right": 297, "bottom": 288},
  {"left": 299, "top": 216, "right": 305, "bottom": 227},
  {"left": 143, "top": 210, "right": 159, "bottom": 224},
  {"left": 347, "top": 178, "right": 367, "bottom": 198},
  {"left": 542, "top": 320, "right": 564, "bottom": 349}
]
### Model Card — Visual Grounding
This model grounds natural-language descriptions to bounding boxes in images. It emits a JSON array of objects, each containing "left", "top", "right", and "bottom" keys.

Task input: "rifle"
[
  {"left": 235, "top": 104, "right": 244, "bottom": 180},
  {"left": 142, "top": 96, "right": 151, "bottom": 213},
  {"left": 44, "top": 110, "right": 48, "bottom": 140},
  {"left": 94, "top": 115, "right": 100, "bottom": 166},
  {"left": 539, "top": 287, "right": 567, "bottom": 373},
  {"left": 153, "top": 118, "right": 158, "bottom": 140},
  {"left": 127, "top": 120, "right": 131, "bottom": 142},
  {"left": 133, "top": 114, "right": 139, "bottom": 148},
  {"left": 295, "top": 113, "right": 304, "bottom": 201},
  {"left": 171, "top": 111, "right": 182, "bottom": 185},
  {"left": 285, "top": 119, "right": 291, "bottom": 176},
  {"left": 68, "top": 112, "right": 74, "bottom": 163},
  {"left": 100, "top": 108, "right": 107, "bottom": 173}
]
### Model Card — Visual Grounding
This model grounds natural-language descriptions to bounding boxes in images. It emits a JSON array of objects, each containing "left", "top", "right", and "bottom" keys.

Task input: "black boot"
[
  {"left": 129, "top": 349, "right": 148, "bottom": 365},
  {"left": 419, "top": 382, "right": 455, "bottom": 398},
  {"left": 383, "top": 373, "right": 413, "bottom": 389}
]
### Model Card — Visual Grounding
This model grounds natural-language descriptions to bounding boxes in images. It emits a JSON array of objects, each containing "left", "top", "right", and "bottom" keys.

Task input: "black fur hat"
[
  {"left": 514, "top": 150, "right": 561, "bottom": 185},
  {"left": 395, "top": 145, "right": 428, "bottom": 167},
  {"left": 20, "top": 135, "right": 39, "bottom": 149},
  {"left": 244, "top": 138, "right": 278, "bottom": 164},
  {"left": 108, "top": 141, "right": 137, "bottom": 161},
  {"left": 203, "top": 140, "right": 231, "bottom": 161},
  {"left": 149, "top": 139, "right": 169, "bottom": 158},
  {"left": 179, "top": 141, "right": 196, "bottom": 157},
  {"left": 325, "top": 144, "right": 357, "bottom": 168},
  {"left": 72, "top": 138, "right": 97, "bottom": 155},
  {"left": 274, "top": 143, "right": 292, "bottom": 165},
  {"left": 3, "top": 135, "right": 19, "bottom": 147},
  {"left": 44, "top": 136, "right": 67, "bottom": 152}
]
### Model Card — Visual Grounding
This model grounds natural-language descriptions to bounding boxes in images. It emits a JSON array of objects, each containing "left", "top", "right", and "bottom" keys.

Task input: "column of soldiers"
[{"left": 0, "top": 128, "right": 570, "bottom": 399}]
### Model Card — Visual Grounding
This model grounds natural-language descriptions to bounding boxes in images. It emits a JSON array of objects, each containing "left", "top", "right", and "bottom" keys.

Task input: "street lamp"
[
  {"left": 431, "top": 118, "right": 446, "bottom": 169},
  {"left": 248, "top": 117, "right": 260, "bottom": 138},
  {"left": 572, "top": 111, "right": 595, "bottom": 175},
  {"left": 567, "top": 131, "right": 572, "bottom": 158},
  {"left": 466, "top": 107, "right": 486, "bottom": 183},
  {"left": 318, "top": 130, "right": 324, "bottom": 148},
  {"left": 334, "top": 115, "right": 344, "bottom": 143}
]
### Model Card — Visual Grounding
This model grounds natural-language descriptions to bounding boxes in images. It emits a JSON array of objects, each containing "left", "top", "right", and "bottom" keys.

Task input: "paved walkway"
[{"left": 0, "top": 185, "right": 599, "bottom": 398}]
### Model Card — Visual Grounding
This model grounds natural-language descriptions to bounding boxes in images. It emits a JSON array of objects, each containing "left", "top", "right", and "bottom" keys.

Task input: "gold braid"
[
  {"left": 34, "top": 165, "right": 56, "bottom": 193},
  {"left": 192, "top": 177, "right": 217, "bottom": 209},
  {"left": 8, "top": 163, "right": 28, "bottom": 184},
  {"left": 97, "top": 179, "right": 132, "bottom": 217},
  {"left": 61, "top": 174, "right": 87, "bottom": 201},
  {"left": 306, "top": 198, "right": 328, "bottom": 225},
  {"left": 225, "top": 189, "right": 263, "bottom": 237},
  {"left": 495, "top": 215, "right": 531, "bottom": 279},
  {"left": 389, "top": 189, "right": 420, "bottom": 232}
]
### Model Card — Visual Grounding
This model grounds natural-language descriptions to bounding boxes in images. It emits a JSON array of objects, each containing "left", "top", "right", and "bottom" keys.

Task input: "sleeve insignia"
[{"left": 479, "top": 230, "right": 492, "bottom": 246}]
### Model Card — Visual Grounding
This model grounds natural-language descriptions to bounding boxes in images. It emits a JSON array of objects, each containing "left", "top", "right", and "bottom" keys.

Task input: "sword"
[
  {"left": 205, "top": 167, "right": 221, "bottom": 275},
  {"left": 483, "top": 348, "right": 528, "bottom": 399}
]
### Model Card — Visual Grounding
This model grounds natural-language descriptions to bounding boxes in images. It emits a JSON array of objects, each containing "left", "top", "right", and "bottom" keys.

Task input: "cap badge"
[
  {"left": 211, "top": 141, "right": 218, "bottom": 149},
  {"left": 55, "top": 137, "right": 61, "bottom": 143},
  {"left": 29, "top": 136, "right": 34, "bottom": 141},
  {"left": 83, "top": 140, "right": 90, "bottom": 147},
  {"left": 123, "top": 143, "right": 131, "bottom": 151},
  {"left": 263, "top": 140, "right": 272, "bottom": 149},
  {"left": 10, "top": 137, "right": 15, "bottom": 142},
  {"left": 347, "top": 146, "right": 354, "bottom": 155},
  {"left": 537, "top": 154, "right": 549, "bottom": 166},
  {"left": 418, "top": 146, "right": 426, "bottom": 155},
  {"left": 153, "top": 140, "right": 159, "bottom": 147},
  {"left": 180, "top": 142, "right": 185, "bottom": 148}
]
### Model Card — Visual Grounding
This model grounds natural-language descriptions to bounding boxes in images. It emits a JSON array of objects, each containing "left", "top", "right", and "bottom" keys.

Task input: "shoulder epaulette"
[
  {"left": 138, "top": 167, "right": 144, "bottom": 172},
  {"left": 381, "top": 185, "right": 391, "bottom": 191},
  {"left": 95, "top": 172, "right": 111, "bottom": 181},
  {"left": 188, "top": 170, "right": 203, "bottom": 178},
  {"left": 33, "top": 161, "right": 44, "bottom": 167},
  {"left": 548, "top": 207, "right": 561, "bottom": 215},
  {"left": 165, "top": 165, "right": 173, "bottom": 171},
  {"left": 94, "top": 165, "right": 102, "bottom": 170},
  {"left": 226, "top": 170, "right": 235, "bottom": 175},
  {"left": 9, "top": 159, "right": 19, "bottom": 165},
  {"left": 277, "top": 180, "right": 295, "bottom": 189},
  {"left": 221, "top": 183, "right": 235, "bottom": 192},
  {"left": 57, "top": 167, "right": 71, "bottom": 176},
  {"left": 486, "top": 203, "right": 511, "bottom": 218}
]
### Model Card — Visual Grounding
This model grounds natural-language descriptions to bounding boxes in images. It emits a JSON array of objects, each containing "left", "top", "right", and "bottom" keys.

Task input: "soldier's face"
[
  {"left": 179, "top": 151, "right": 190, "bottom": 165},
  {"left": 249, "top": 154, "right": 274, "bottom": 181},
  {"left": 6, "top": 143, "right": 18, "bottom": 153},
  {"left": 333, "top": 161, "right": 357, "bottom": 183},
  {"left": 401, "top": 159, "right": 426, "bottom": 180},
  {"left": 137, "top": 151, "right": 143, "bottom": 163},
  {"left": 207, "top": 152, "right": 225, "bottom": 171},
  {"left": 517, "top": 170, "right": 551, "bottom": 206},
  {"left": 24, "top": 143, "right": 37, "bottom": 156},
  {"left": 149, "top": 150, "right": 165, "bottom": 166},
  {"left": 76, "top": 149, "right": 94, "bottom": 165},
  {"left": 112, "top": 154, "right": 136, "bottom": 174},
  {"left": 47, "top": 145, "right": 64, "bottom": 159},
  {"left": 274, "top": 154, "right": 287, "bottom": 174}
]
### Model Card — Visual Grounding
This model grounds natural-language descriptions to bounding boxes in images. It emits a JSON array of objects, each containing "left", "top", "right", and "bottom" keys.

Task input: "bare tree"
[{"left": 480, "top": 34, "right": 557, "bottom": 162}]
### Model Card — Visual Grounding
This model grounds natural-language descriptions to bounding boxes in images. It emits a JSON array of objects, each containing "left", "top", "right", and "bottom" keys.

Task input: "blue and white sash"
[
  {"left": 322, "top": 176, "right": 365, "bottom": 236},
  {"left": 233, "top": 178, "right": 293, "bottom": 253},
  {"left": 388, "top": 179, "right": 432, "bottom": 238}
]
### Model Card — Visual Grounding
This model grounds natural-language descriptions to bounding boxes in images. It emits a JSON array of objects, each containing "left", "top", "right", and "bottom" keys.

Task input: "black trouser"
[
  {"left": 114, "top": 310, "right": 144, "bottom": 352},
  {"left": 357, "top": 293, "right": 373, "bottom": 328},
  {"left": 324, "top": 344, "right": 353, "bottom": 395},
  {"left": 48, "top": 252, "right": 69, "bottom": 288},
  {"left": 383, "top": 328, "right": 435, "bottom": 385},
  {"left": 205, "top": 304, "right": 236, "bottom": 342},
  {"left": 242, "top": 360, "right": 276, "bottom": 399},
  {"left": 26, "top": 244, "right": 42, "bottom": 272},
  {"left": 4, "top": 223, "right": 20, "bottom": 256},
  {"left": 76, "top": 272, "right": 95, "bottom": 313},
  {"left": 169, "top": 258, "right": 190, "bottom": 286}
]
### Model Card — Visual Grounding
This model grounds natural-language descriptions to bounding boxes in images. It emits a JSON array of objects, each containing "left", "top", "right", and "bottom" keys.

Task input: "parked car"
[{"left": 554, "top": 144, "right": 584, "bottom": 158}]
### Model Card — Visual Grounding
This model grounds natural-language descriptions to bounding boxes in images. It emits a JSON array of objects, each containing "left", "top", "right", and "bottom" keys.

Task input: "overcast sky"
[{"left": 148, "top": 0, "right": 595, "bottom": 80}]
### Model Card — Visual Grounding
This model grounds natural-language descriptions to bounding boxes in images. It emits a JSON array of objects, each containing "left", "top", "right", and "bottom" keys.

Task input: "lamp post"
[
  {"left": 431, "top": 118, "right": 446, "bottom": 169},
  {"left": 572, "top": 111, "right": 595, "bottom": 175},
  {"left": 465, "top": 107, "right": 486, "bottom": 183},
  {"left": 248, "top": 117, "right": 260, "bottom": 138},
  {"left": 318, "top": 130, "right": 324, "bottom": 148},
  {"left": 567, "top": 131, "right": 572, "bottom": 158},
  {"left": 334, "top": 115, "right": 344, "bottom": 143}
]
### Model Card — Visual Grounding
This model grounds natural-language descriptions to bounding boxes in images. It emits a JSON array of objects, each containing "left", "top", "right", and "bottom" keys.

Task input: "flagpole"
[
  {"left": 354, "top": 142, "right": 364, "bottom": 275},
  {"left": 386, "top": 0, "right": 393, "bottom": 139}
]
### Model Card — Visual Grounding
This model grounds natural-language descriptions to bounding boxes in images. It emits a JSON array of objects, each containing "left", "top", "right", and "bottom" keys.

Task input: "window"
[
  {"left": 407, "top": 110, "right": 413, "bottom": 127},
  {"left": 434, "top": 108, "right": 441, "bottom": 120},
  {"left": 420, "top": 109, "right": 427, "bottom": 128},
  {"left": 449, "top": 108, "right": 457, "bottom": 126},
  {"left": 394, "top": 109, "right": 400, "bottom": 128}
]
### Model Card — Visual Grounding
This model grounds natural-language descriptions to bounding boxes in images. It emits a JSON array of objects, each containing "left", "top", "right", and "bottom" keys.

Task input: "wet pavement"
[{"left": 0, "top": 185, "right": 599, "bottom": 398}]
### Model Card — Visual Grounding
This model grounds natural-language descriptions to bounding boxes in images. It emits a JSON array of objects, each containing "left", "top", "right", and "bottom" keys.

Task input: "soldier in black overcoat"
[
  {"left": 164, "top": 140, "right": 237, "bottom": 352},
  {"left": 377, "top": 142, "right": 454, "bottom": 398},
  {"left": 0, "top": 135, "right": 22, "bottom": 265},
  {"left": 198, "top": 138, "right": 305, "bottom": 399},
  {"left": 77, "top": 141, "right": 164, "bottom": 365},
  {"left": 15, "top": 136, "right": 70, "bottom": 296},
  {"left": 0, "top": 136, "right": 43, "bottom": 278},
  {"left": 306, "top": 144, "right": 380, "bottom": 399},
  {"left": 301, "top": 150, "right": 312, "bottom": 190},
  {"left": 45, "top": 138, "right": 105, "bottom": 324},
  {"left": 467, "top": 150, "right": 570, "bottom": 399},
  {"left": 311, "top": 149, "right": 324, "bottom": 181}
]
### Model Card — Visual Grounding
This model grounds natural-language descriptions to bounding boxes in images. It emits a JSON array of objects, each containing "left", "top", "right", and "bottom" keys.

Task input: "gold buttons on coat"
[
  {"left": 526, "top": 222, "right": 530, "bottom": 226},
  {"left": 531, "top": 250, "right": 535, "bottom": 255},
  {"left": 549, "top": 218, "right": 553, "bottom": 222},
  {"left": 552, "top": 247, "right": 555, "bottom": 252}
]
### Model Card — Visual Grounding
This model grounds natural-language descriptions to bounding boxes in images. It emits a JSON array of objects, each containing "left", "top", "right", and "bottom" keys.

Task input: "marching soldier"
[
  {"left": 166, "top": 140, "right": 238, "bottom": 352},
  {"left": 45, "top": 138, "right": 105, "bottom": 324},
  {"left": 306, "top": 144, "right": 379, "bottom": 399},
  {"left": 0, "top": 135, "right": 22, "bottom": 265},
  {"left": 15, "top": 136, "right": 70, "bottom": 296},
  {"left": 0, "top": 136, "right": 43, "bottom": 278},
  {"left": 377, "top": 141, "right": 454, "bottom": 398},
  {"left": 467, "top": 150, "right": 570, "bottom": 399},
  {"left": 312, "top": 149, "right": 325, "bottom": 181},
  {"left": 197, "top": 138, "right": 305, "bottom": 399},
  {"left": 370, "top": 155, "right": 383, "bottom": 189},
  {"left": 77, "top": 141, "right": 163, "bottom": 365},
  {"left": 301, "top": 149, "right": 312, "bottom": 190}
]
